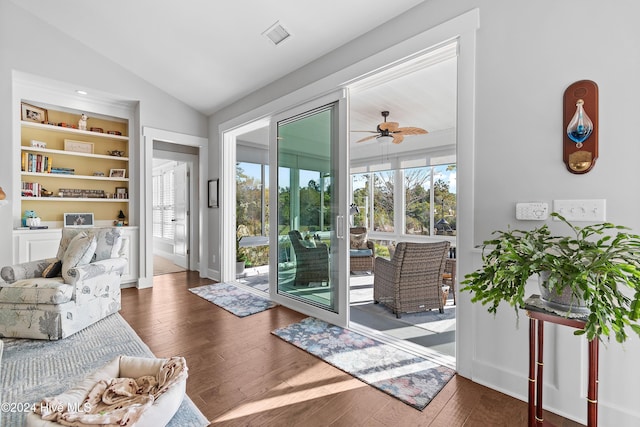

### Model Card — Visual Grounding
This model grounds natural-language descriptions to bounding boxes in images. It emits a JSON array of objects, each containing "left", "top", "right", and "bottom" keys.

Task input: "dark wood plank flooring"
[{"left": 120, "top": 271, "right": 583, "bottom": 426}]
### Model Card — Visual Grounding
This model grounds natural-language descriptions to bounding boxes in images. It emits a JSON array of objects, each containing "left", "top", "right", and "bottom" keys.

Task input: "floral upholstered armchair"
[{"left": 0, "top": 227, "right": 127, "bottom": 340}]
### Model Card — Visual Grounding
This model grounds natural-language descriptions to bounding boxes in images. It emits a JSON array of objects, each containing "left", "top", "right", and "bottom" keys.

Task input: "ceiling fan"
[{"left": 353, "top": 111, "right": 428, "bottom": 144}]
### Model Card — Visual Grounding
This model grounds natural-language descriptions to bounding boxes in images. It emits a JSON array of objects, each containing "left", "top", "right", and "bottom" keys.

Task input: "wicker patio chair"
[
  {"left": 288, "top": 230, "right": 329, "bottom": 286},
  {"left": 373, "top": 241, "right": 450, "bottom": 318},
  {"left": 349, "top": 227, "right": 375, "bottom": 273},
  {"left": 442, "top": 258, "right": 456, "bottom": 305}
]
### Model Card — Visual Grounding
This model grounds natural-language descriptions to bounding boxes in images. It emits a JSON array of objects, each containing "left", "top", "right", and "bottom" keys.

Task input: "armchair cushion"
[
  {"left": 61, "top": 232, "right": 97, "bottom": 282},
  {"left": 0, "top": 278, "right": 71, "bottom": 304},
  {"left": 92, "top": 228, "right": 124, "bottom": 262}
]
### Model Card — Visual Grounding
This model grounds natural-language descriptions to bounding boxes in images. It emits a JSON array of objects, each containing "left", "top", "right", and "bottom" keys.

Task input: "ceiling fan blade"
[
  {"left": 356, "top": 134, "right": 379, "bottom": 143},
  {"left": 378, "top": 121, "right": 399, "bottom": 132},
  {"left": 392, "top": 134, "right": 405, "bottom": 144},
  {"left": 350, "top": 130, "right": 378, "bottom": 133},
  {"left": 395, "top": 126, "right": 428, "bottom": 136}
]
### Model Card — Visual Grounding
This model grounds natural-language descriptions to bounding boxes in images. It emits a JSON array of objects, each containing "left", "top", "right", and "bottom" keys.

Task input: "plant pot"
[
  {"left": 236, "top": 261, "right": 246, "bottom": 276},
  {"left": 538, "top": 271, "right": 589, "bottom": 314}
]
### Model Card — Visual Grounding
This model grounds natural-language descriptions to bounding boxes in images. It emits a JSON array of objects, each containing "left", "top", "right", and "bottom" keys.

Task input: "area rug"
[
  {"left": 272, "top": 317, "right": 456, "bottom": 410},
  {"left": 189, "top": 282, "right": 277, "bottom": 317},
  {"left": 0, "top": 313, "right": 209, "bottom": 427}
]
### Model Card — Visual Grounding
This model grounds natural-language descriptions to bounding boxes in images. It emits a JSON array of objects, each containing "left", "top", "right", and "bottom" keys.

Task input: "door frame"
[
  {"left": 141, "top": 127, "right": 208, "bottom": 288},
  {"left": 218, "top": 8, "right": 478, "bottom": 374},
  {"left": 150, "top": 154, "right": 195, "bottom": 269}
]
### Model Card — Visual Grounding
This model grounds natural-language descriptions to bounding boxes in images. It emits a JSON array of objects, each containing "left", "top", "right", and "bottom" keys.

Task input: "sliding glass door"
[{"left": 269, "top": 92, "right": 349, "bottom": 326}]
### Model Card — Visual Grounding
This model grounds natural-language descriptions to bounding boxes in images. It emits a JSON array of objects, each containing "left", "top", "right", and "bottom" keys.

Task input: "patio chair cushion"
[
  {"left": 350, "top": 249, "right": 373, "bottom": 257},
  {"left": 350, "top": 232, "right": 368, "bottom": 249},
  {"left": 301, "top": 239, "right": 317, "bottom": 248}
]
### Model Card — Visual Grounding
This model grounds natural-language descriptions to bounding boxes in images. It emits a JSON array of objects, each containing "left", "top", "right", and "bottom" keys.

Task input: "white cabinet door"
[
  {"left": 119, "top": 227, "right": 139, "bottom": 284},
  {"left": 14, "top": 229, "right": 62, "bottom": 264}
]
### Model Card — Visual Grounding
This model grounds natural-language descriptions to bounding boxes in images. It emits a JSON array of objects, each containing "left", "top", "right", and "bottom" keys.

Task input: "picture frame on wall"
[
  {"left": 21, "top": 102, "right": 48, "bottom": 123},
  {"left": 63, "top": 212, "right": 94, "bottom": 228},
  {"left": 208, "top": 179, "right": 219, "bottom": 208}
]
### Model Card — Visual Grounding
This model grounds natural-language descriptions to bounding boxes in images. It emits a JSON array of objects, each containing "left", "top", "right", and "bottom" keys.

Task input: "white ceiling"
[
  {"left": 238, "top": 43, "right": 458, "bottom": 151},
  {"left": 10, "top": 0, "right": 425, "bottom": 115},
  {"left": 12, "top": 0, "right": 457, "bottom": 153}
]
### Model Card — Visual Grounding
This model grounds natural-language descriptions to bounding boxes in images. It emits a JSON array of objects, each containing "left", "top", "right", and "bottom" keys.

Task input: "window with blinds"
[{"left": 152, "top": 170, "right": 175, "bottom": 239}]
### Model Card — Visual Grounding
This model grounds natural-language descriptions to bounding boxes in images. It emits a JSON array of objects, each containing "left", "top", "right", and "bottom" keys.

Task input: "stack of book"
[
  {"left": 21, "top": 152, "right": 52, "bottom": 173},
  {"left": 21, "top": 181, "right": 42, "bottom": 197},
  {"left": 51, "top": 167, "right": 75, "bottom": 175},
  {"left": 58, "top": 188, "right": 105, "bottom": 198}
]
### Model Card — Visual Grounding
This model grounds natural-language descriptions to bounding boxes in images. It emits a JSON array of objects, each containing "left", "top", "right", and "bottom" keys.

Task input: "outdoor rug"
[
  {"left": 0, "top": 313, "right": 209, "bottom": 427},
  {"left": 189, "top": 282, "right": 277, "bottom": 317},
  {"left": 272, "top": 317, "right": 456, "bottom": 410}
]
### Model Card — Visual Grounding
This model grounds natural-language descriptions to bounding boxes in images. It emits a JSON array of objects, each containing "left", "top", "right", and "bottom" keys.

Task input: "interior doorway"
[{"left": 152, "top": 142, "right": 198, "bottom": 276}]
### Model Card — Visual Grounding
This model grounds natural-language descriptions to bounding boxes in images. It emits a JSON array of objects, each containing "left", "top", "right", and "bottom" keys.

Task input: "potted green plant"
[
  {"left": 236, "top": 224, "right": 248, "bottom": 275},
  {"left": 236, "top": 251, "right": 247, "bottom": 275},
  {"left": 461, "top": 213, "right": 640, "bottom": 343}
]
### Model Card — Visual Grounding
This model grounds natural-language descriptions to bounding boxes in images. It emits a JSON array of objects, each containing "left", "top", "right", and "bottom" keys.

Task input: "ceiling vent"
[{"left": 263, "top": 21, "right": 290, "bottom": 46}]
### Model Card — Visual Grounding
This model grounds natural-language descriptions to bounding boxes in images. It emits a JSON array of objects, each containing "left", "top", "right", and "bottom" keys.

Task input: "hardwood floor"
[{"left": 120, "top": 271, "right": 583, "bottom": 427}]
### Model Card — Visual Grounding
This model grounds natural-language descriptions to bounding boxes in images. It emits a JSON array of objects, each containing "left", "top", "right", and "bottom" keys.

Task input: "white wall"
[
  {"left": 0, "top": 1, "right": 207, "bottom": 269},
  {"left": 209, "top": 1, "right": 640, "bottom": 424}
]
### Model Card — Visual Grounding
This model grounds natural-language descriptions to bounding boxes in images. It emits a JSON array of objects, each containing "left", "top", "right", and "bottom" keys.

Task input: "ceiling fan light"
[{"left": 377, "top": 135, "right": 394, "bottom": 144}]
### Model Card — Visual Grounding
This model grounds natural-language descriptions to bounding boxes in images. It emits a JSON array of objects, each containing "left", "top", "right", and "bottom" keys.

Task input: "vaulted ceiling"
[
  {"left": 10, "top": 0, "right": 423, "bottom": 115},
  {"left": 12, "top": 0, "right": 456, "bottom": 151}
]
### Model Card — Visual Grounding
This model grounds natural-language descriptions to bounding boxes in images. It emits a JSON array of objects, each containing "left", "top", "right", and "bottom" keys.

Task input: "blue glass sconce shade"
[
  {"left": 566, "top": 99, "right": 593, "bottom": 145},
  {"left": 563, "top": 80, "right": 598, "bottom": 174}
]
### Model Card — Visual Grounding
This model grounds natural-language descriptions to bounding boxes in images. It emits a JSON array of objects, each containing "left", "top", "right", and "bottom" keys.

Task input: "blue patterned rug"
[
  {"left": 189, "top": 282, "right": 277, "bottom": 317},
  {"left": 272, "top": 317, "right": 456, "bottom": 410},
  {"left": 0, "top": 313, "right": 209, "bottom": 427}
]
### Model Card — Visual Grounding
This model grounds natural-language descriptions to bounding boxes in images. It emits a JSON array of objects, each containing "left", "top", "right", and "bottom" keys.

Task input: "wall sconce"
[{"left": 563, "top": 80, "right": 598, "bottom": 174}]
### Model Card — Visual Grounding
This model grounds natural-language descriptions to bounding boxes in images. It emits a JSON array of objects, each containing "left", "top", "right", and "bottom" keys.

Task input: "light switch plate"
[
  {"left": 516, "top": 202, "right": 549, "bottom": 220},
  {"left": 553, "top": 199, "right": 606, "bottom": 222}
]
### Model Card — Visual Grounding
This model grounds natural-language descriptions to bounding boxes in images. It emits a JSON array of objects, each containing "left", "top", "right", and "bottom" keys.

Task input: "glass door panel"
[{"left": 269, "top": 93, "right": 348, "bottom": 325}]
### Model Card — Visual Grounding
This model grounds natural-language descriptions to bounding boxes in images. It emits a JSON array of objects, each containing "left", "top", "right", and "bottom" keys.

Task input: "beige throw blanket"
[{"left": 35, "top": 357, "right": 188, "bottom": 427}]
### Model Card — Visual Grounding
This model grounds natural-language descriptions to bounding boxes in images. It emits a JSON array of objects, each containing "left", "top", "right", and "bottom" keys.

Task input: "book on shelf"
[
  {"left": 51, "top": 167, "right": 74, "bottom": 175},
  {"left": 58, "top": 188, "right": 105, "bottom": 198},
  {"left": 22, "top": 152, "right": 52, "bottom": 173},
  {"left": 21, "top": 181, "right": 42, "bottom": 197}
]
